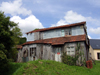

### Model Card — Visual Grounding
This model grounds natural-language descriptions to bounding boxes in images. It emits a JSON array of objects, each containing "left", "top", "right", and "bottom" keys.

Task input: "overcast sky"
[{"left": 0, "top": 0, "right": 100, "bottom": 39}]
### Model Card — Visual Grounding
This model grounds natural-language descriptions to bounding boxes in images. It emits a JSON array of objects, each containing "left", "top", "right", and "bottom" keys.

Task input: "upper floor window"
[
  {"left": 61, "top": 28, "right": 71, "bottom": 36},
  {"left": 61, "top": 30, "right": 65, "bottom": 36}
]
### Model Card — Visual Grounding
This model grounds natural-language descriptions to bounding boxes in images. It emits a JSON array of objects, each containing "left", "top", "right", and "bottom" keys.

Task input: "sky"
[{"left": 0, "top": 0, "right": 100, "bottom": 39}]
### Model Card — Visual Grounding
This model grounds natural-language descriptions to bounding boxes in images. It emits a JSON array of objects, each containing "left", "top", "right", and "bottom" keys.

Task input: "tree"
[
  {"left": 18, "top": 37, "right": 26, "bottom": 45},
  {"left": 0, "top": 11, "right": 22, "bottom": 73}
]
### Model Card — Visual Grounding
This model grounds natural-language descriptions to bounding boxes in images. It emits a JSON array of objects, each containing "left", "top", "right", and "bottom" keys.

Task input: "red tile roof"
[
  {"left": 16, "top": 45, "right": 22, "bottom": 49},
  {"left": 26, "top": 21, "right": 86, "bottom": 34},
  {"left": 22, "top": 34, "right": 86, "bottom": 46}
]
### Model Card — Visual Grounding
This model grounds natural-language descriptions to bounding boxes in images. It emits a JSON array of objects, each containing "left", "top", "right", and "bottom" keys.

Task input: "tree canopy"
[{"left": 0, "top": 11, "right": 22, "bottom": 74}]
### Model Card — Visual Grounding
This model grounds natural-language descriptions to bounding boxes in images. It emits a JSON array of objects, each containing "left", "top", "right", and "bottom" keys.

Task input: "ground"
[{"left": 4, "top": 60, "right": 100, "bottom": 75}]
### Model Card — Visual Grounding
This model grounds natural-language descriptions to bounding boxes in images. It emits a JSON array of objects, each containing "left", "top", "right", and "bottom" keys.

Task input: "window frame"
[
  {"left": 61, "top": 28, "right": 71, "bottom": 36},
  {"left": 66, "top": 46, "right": 75, "bottom": 56},
  {"left": 30, "top": 47, "right": 36, "bottom": 56},
  {"left": 97, "top": 53, "right": 100, "bottom": 59}
]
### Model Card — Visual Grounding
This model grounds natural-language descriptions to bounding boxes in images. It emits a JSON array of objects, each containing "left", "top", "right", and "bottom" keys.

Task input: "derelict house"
[{"left": 17, "top": 21, "right": 89, "bottom": 65}]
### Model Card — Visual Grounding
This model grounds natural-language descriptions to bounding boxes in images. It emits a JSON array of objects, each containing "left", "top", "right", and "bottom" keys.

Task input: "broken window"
[
  {"left": 61, "top": 28, "right": 71, "bottom": 36},
  {"left": 23, "top": 48, "right": 28, "bottom": 57},
  {"left": 30, "top": 47, "right": 36, "bottom": 56}
]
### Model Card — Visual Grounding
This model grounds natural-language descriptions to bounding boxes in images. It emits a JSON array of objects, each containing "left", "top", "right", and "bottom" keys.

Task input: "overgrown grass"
[{"left": 5, "top": 60, "right": 100, "bottom": 75}]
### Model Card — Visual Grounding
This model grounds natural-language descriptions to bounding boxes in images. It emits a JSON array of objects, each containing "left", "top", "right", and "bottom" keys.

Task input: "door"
[{"left": 55, "top": 47, "right": 61, "bottom": 62}]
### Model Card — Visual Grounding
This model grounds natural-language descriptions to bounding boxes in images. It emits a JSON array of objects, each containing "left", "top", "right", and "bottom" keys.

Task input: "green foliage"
[
  {"left": 0, "top": 50, "right": 9, "bottom": 74},
  {"left": 0, "top": 11, "right": 22, "bottom": 74},
  {"left": 4, "top": 60, "right": 100, "bottom": 75},
  {"left": 62, "top": 43, "right": 85, "bottom": 66},
  {"left": 18, "top": 37, "right": 26, "bottom": 45},
  {"left": 11, "top": 26, "right": 22, "bottom": 45},
  {"left": 33, "top": 28, "right": 39, "bottom": 31},
  {"left": 62, "top": 52, "right": 77, "bottom": 65}
]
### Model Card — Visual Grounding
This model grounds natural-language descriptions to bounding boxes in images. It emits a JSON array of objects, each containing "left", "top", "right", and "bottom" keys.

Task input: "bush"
[
  {"left": 0, "top": 51, "right": 9, "bottom": 74},
  {"left": 62, "top": 52, "right": 77, "bottom": 65},
  {"left": 62, "top": 43, "right": 86, "bottom": 66}
]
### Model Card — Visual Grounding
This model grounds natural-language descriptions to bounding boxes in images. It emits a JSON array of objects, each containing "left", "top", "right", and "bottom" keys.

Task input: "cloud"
[
  {"left": 51, "top": 10, "right": 86, "bottom": 26},
  {"left": 87, "top": 0, "right": 100, "bottom": 7},
  {"left": 52, "top": 10, "right": 100, "bottom": 27},
  {"left": 0, "top": 0, "right": 32, "bottom": 16},
  {"left": 88, "top": 35, "right": 92, "bottom": 39},
  {"left": 89, "top": 27, "right": 100, "bottom": 34},
  {"left": 51, "top": 10, "right": 100, "bottom": 39},
  {"left": 10, "top": 15, "right": 44, "bottom": 34}
]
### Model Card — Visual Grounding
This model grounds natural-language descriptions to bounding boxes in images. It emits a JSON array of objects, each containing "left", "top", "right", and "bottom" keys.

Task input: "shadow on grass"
[{"left": 4, "top": 62, "right": 23, "bottom": 75}]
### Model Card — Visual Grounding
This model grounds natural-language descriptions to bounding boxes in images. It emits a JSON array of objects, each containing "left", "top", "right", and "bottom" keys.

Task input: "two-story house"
[{"left": 18, "top": 21, "right": 89, "bottom": 64}]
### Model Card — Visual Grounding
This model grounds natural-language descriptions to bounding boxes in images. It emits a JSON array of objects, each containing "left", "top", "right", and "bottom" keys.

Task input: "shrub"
[
  {"left": 62, "top": 52, "right": 76, "bottom": 65},
  {"left": 0, "top": 51, "right": 9, "bottom": 74}
]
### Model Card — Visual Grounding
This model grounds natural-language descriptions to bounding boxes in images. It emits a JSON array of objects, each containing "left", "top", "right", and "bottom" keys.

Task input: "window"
[
  {"left": 66, "top": 46, "right": 75, "bottom": 55},
  {"left": 30, "top": 48, "right": 32, "bottom": 56},
  {"left": 23, "top": 49, "right": 28, "bottom": 57},
  {"left": 61, "top": 29, "right": 71, "bottom": 36},
  {"left": 61, "top": 30, "right": 65, "bottom": 36},
  {"left": 30, "top": 47, "right": 36, "bottom": 56},
  {"left": 65, "top": 29, "right": 70, "bottom": 35},
  {"left": 97, "top": 53, "right": 100, "bottom": 59}
]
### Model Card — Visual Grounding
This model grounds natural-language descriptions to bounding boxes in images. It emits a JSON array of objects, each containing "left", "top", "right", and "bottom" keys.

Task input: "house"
[
  {"left": 89, "top": 39, "right": 100, "bottom": 60},
  {"left": 18, "top": 21, "right": 89, "bottom": 64}
]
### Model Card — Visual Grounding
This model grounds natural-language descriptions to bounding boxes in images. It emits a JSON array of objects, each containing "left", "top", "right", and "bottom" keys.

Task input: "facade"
[
  {"left": 16, "top": 45, "right": 22, "bottom": 62},
  {"left": 18, "top": 21, "right": 89, "bottom": 65},
  {"left": 89, "top": 39, "right": 100, "bottom": 60}
]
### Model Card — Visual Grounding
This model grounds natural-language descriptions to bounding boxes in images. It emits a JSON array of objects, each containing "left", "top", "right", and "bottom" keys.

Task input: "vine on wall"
[{"left": 62, "top": 43, "right": 86, "bottom": 66}]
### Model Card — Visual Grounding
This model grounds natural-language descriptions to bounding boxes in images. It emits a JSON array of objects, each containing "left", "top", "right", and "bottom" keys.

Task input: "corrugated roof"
[
  {"left": 22, "top": 34, "right": 86, "bottom": 46},
  {"left": 90, "top": 39, "right": 100, "bottom": 49},
  {"left": 26, "top": 21, "right": 86, "bottom": 34}
]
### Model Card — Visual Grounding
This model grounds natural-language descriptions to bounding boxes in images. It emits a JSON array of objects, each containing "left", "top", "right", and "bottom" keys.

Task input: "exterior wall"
[
  {"left": 72, "top": 26, "right": 84, "bottom": 36},
  {"left": 26, "top": 26, "right": 85, "bottom": 41},
  {"left": 20, "top": 41, "right": 88, "bottom": 64},
  {"left": 89, "top": 45, "right": 95, "bottom": 59},
  {"left": 17, "top": 49, "right": 22, "bottom": 62},
  {"left": 36, "top": 44, "right": 54, "bottom": 60},
  {"left": 89, "top": 46, "right": 100, "bottom": 60},
  {"left": 41, "top": 26, "right": 85, "bottom": 40},
  {"left": 42, "top": 29, "right": 62, "bottom": 39},
  {"left": 27, "top": 33, "right": 34, "bottom": 41},
  {"left": 93, "top": 49, "right": 100, "bottom": 60},
  {"left": 34, "top": 32, "right": 40, "bottom": 40},
  {"left": 36, "top": 44, "right": 42, "bottom": 59},
  {"left": 21, "top": 44, "right": 37, "bottom": 62},
  {"left": 43, "top": 44, "right": 53, "bottom": 60},
  {"left": 64, "top": 42, "right": 87, "bottom": 65}
]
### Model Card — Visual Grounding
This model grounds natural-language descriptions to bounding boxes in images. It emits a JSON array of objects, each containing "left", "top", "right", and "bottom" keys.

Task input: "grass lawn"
[{"left": 5, "top": 60, "right": 100, "bottom": 75}]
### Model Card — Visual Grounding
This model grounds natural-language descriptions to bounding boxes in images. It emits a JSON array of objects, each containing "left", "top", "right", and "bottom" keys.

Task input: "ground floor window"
[
  {"left": 30, "top": 47, "right": 36, "bottom": 56},
  {"left": 97, "top": 53, "right": 100, "bottom": 59},
  {"left": 66, "top": 46, "right": 75, "bottom": 56},
  {"left": 23, "top": 48, "right": 28, "bottom": 57}
]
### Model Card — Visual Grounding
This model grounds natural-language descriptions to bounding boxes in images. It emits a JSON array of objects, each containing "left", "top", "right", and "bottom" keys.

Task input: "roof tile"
[{"left": 22, "top": 34, "right": 86, "bottom": 46}]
